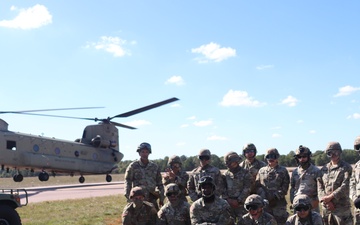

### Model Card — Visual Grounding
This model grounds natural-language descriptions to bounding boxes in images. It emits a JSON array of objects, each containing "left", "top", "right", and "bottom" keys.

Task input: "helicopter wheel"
[
  {"left": 79, "top": 176, "right": 85, "bottom": 183},
  {"left": 13, "top": 174, "right": 23, "bottom": 182},
  {"left": 39, "top": 172, "right": 49, "bottom": 182},
  {"left": 106, "top": 174, "right": 112, "bottom": 182}
]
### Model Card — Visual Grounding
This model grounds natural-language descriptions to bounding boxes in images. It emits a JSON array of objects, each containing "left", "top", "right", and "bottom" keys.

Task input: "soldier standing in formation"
[
  {"left": 350, "top": 136, "right": 360, "bottom": 225},
  {"left": 318, "top": 142, "right": 353, "bottom": 225},
  {"left": 255, "top": 148, "right": 290, "bottom": 225},
  {"left": 157, "top": 183, "right": 191, "bottom": 225},
  {"left": 163, "top": 155, "right": 189, "bottom": 202},
  {"left": 290, "top": 145, "right": 322, "bottom": 212},
  {"left": 124, "top": 142, "right": 164, "bottom": 210},
  {"left": 286, "top": 194, "right": 323, "bottom": 225},
  {"left": 240, "top": 143, "right": 267, "bottom": 194},
  {"left": 187, "top": 149, "right": 223, "bottom": 202},
  {"left": 242, "top": 194, "right": 277, "bottom": 225},
  {"left": 189, "top": 176, "right": 233, "bottom": 225},
  {"left": 222, "top": 151, "right": 252, "bottom": 223},
  {"left": 122, "top": 186, "right": 158, "bottom": 225}
]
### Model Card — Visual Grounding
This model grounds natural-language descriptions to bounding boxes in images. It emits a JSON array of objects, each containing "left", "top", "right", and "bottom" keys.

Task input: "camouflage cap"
[
  {"left": 168, "top": 155, "right": 182, "bottom": 166},
  {"left": 224, "top": 151, "right": 241, "bottom": 164},
  {"left": 295, "top": 145, "right": 311, "bottom": 156},
  {"left": 198, "top": 149, "right": 211, "bottom": 157},
  {"left": 244, "top": 194, "right": 264, "bottom": 207},
  {"left": 165, "top": 183, "right": 181, "bottom": 196},
  {"left": 325, "top": 141, "right": 342, "bottom": 153},
  {"left": 130, "top": 186, "right": 145, "bottom": 198},
  {"left": 293, "top": 194, "right": 312, "bottom": 208},
  {"left": 354, "top": 136, "right": 360, "bottom": 151}
]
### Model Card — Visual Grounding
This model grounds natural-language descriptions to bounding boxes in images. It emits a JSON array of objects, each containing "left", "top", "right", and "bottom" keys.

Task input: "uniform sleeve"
[
  {"left": 280, "top": 167, "right": 290, "bottom": 198},
  {"left": 214, "top": 169, "right": 225, "bottom": 197},
  {"left": 122, "top": 205, "right": 133, "bottom": 225},
  {"left": 317, "top": 167, "right": 326, "bottom": 199},
  {"left": 215, "top": 202, "right": 233, "bottom": 225},
  {"left": 156, "top": 166, "right": 165, "bottom": 202},
  {"left": 238, "top": 170, "right": 252, "bottom": 203},
  {"left": 350, "top": 165, "right": 357, "bottom": 201},
  {"left": 124, "top": 163, "right": 134, "bottom": 200},
  {"left": 289, "top": 170, "right": 296, "bottom": 203},
  {"left": 332, "top": 164, "right": 352, "bottom": 200},
  {"left": 188, "top": 173, "right": 199, "bottom": 202}
]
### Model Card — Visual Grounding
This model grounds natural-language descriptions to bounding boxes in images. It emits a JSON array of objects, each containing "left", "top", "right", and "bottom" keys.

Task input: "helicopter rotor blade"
[
  {"left": 110, "top": 121, "right": 137, "bottom": 129},
  {"left": 0, "top": 107, "right": 104, "bottom": 114},
  {"left": 110, "top": 97, "right": 179, "bottom": 119},
  {"left": 11, "top": 112, "right": 97, "bottom": 121}
]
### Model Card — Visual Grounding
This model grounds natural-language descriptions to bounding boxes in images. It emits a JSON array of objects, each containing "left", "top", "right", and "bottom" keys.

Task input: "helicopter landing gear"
[
  {"left": 106, "top": 174, "right": 112, "bottom": 182},
  {"left": 13, "top": 174, "right": 23, "bottom": 182},
  {"left": 38, "top": 171, "right": 49, "bottom": 182},
  {"left": 79, "top": 176, "right": 85, "bottom": 183}
]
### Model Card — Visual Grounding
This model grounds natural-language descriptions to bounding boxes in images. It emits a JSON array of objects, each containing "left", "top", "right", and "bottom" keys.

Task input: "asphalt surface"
[{"left": 23, "top": 181, "right": 124, "bottom": 204}]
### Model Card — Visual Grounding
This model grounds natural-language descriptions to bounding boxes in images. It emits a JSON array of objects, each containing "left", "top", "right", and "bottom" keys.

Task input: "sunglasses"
[
  {"left": 166, "top": 192, "right": 177, "bottom": 197},
  {"left": 244, "top": 149, "right": 255, "bottom": 154},
  {"left": 295, "top": 155, "right": 308, "bottom": 159},
  {"left": 355, "top": 144, "right": 360, "bottom": 151},
  {"left": 295, "top": 205, "right": 309, "bottom": 212},
  {"left": 266, "top": 154, "right": 278, "bottom": 159},
  {"left": 199, "top": 156, "right": 210, "bottom": 161},
  {"left": 326, "top": 151, "right": 339, "bottom": 157},
  {"left": 245, "top": 205, "right": 259, "bottom": 211}
]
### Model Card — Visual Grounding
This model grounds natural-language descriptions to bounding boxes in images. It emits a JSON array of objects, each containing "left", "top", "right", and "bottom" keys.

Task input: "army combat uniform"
[
  {"left": 158, "top": 201, "right": 191, "bottom": 225},
  {"left": 242, "top": 194, "right": 277, "bottom": 225},
  {"left": 124, "top": 159, "right": 165, "bottom": 209},
  {"left": 242, "top": 211, "right": 277, "bottom": 225},
  {"left": 286, "top": 211, "right": 323, "bottom": 225},
  {"left": 350, "top": 136, "right": 360, "bottom": 225},
  {"left": 122, "top": 201, "right": 158, "bottom": 225},
  {"left": 240, "top": 158, "right": 266, "bottom": 194}
]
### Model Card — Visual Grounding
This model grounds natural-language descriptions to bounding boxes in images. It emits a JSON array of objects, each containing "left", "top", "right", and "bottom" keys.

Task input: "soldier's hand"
[
  {"left": 325, "top": 201, "right": 335, "bottom": 211},
  {"left": 321, "top": 194, "right": 334, "bottom": 203},
  {"left": 227, "top": 199, "right": 239, "bottom": 208}
]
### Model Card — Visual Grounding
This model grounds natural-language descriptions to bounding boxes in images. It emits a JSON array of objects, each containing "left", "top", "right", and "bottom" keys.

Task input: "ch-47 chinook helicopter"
[{"left": 0, "top": 97, "right": 178, "bottom": 183}]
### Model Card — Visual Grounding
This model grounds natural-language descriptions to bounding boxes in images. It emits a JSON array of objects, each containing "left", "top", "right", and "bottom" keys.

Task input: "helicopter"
[{"left": 0, "top": 97, "right": 179, "bottom": 183}]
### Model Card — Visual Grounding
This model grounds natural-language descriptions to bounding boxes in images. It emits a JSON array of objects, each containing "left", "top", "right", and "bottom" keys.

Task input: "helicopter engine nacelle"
[{"left": 91, "top": 135, "right": 112, "bottom": 148}]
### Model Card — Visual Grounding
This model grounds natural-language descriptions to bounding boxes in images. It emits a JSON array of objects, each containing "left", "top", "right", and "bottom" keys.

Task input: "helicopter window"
[
  {"left": 82, "top": 130, "right": 87, "bottom": 139},
  {"left": 6, "top": 141, "right": 16, "bottom": 151},
  {"left": 75, "top": 151, "right": 79, "bottom": 157}
]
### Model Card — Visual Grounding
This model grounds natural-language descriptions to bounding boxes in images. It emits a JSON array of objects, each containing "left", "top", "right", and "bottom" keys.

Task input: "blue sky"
[{"left": 0, "top": 1, "right": 360, "bottom": 161}]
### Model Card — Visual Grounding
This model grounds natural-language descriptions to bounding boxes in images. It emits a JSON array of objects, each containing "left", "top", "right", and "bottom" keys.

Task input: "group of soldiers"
[{"left": 121, "top": 136, "right": 360, "bottom": 225}]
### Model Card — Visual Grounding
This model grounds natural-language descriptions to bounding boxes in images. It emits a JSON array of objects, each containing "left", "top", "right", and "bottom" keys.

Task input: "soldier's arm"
[
  {"left": 124, "top": 164, "right": 133, "bottom": 200},
  {"left": 214, "top": 169, "right": 224, "bottom": 197},
  {"left": 177, "top": 172, "right": 189, "bottom": 189},
  {"left": 289, "top": 171, "right": 296, "bottom": 203},
  {"left": 350, "top": 167, "right": 357, "bottom": 201},
  {"left": 238, "top": 171, "right": 252, "bottom": 203},
  {"left": 280, "top": 168, "right": 290, "bottom": 198},
  {"left": 156, "top": 166, "right": 165, "bottom": 203},
  {"left": 332, "top": 164, "right": 352, "bottom": 200},
  {"left": 188, "top": 174, "right": 199, "bottom": 202},
  {"left": 215, "top": 202, "right": 233, "bottom": 225}
]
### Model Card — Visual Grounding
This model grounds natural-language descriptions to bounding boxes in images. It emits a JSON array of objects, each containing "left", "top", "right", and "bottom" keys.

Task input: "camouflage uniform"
[
  {"left": 350, "top": 136, "right": 360, "bottom": 225},
  {"left": 286, "top": 194, "right": 323, "bottom": 225},
  {"left": 290, "top": 146, "right": 322, "bottom": 212},
  {"left": 240, "top": 143, "right": 267, "bottom": 194},
  {"left": 223, "top": 151, "right": 252, "bottom": 222},
  {"left": 187, "top": 149, "right": 224, "bottom": 202},
  {"left": 255, "top": 148, "right": 290, "bottom": 225},
  {"left": 163, "top": 156, "right": 189, "bottom": 202},
  {"left": 241, "top": 194, "right": 277, "bottom": 225},
  {"left": 124, "top": 159, "right": 165, "bottom": 209},
  {"left": 190, "top": 196, "right": 233, "bottom": 225},
  {"left": 158, "top": 201, "right": 191, "bottom": 225},
  {"left": 318, "top": 142, "right": 353, "bottom": 225},
  {"left": 122, "top": 186, "right": 158, "bottom": 225}
]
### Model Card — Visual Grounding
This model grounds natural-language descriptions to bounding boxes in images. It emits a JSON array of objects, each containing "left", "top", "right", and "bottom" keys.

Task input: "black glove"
[{"left": 354, "top": 197, "right": 360, "bottom": 209}]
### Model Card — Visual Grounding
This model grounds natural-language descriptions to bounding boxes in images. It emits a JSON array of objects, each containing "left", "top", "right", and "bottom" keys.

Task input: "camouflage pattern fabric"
[
  {"left": 286, "top": 211, "right": 323, "bottom": 225},
  {"left": 122, "top": 201, "right": 158, "bottom": 225},
  {"left": 222, "top": 166, "right": 252, "bottom": 221},
  {"left": 124, "top": 160, "right": 165, "bottom": 208},
  {"left": 240, "top": 158, "right": 266, "bottom": 194},
  {"left": 189, "top": 196, "right": 233, "bottom": 225},
  {"left": 157, "top": 200, "right": 191, "bottom": 225},
  {"left": 290, "top": 164, "right": 322, "bottom": 211},
  {"left": 255, "top": 164, "right": 290, "bottom": 225},
  {"left": 163, "top": 170, "right": 189, "bottom": 202},
  {"left": 318, "top": 160, "right": 353, "bottom": 225},
  {"left": 187, "top": 164, "right": 224, "bottom": 202},
  {"left": 350, "top": 160, "right": 360, "bottom": 225},
  {"left": 241, "top": 211, "right": 277, "bottom": 225}
]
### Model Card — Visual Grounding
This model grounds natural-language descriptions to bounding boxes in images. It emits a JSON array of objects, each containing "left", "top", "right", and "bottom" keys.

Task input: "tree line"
[{"left": 117, "top": 149, "right": 360, "bottom": 174}]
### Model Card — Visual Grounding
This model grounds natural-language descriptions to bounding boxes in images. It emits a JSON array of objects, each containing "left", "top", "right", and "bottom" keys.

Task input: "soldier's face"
[
  {"left": 201, "top": 184, "right": 213, "bottom": 196},
  {"left": 226, "top": 161, "right": 238, "bottom": 170},
  {"left": 171, "top": 163, "right": 181, "bottom": 172},
  {"left": 245, "top": 149, "right": 255, "bottom": 159},
  {"left": 296, "top": 154, "right": 308, "bottom": 163},
  {"left": 199, "top": 156, "right": 210, "bottom": 166},
  {"left": 295, "top": 205, "right": 310, "bottom": 218},
  {"left": 166, "top": 192, "right": 178, "bottom": 204},
  {"left": 132, "top": 195, "right": 144, "bottom": 207},
  {"left": 139, "top": 149, "right": 150, "bottom": 160}
]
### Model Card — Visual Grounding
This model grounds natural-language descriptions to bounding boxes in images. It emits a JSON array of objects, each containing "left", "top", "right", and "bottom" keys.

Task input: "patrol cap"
[{"left": 130, "top": 186, "right": 145, "bottom": 198}]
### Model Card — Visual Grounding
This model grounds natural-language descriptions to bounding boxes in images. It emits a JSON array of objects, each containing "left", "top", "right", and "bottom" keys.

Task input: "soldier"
[
  {"left": 290, "top": 145, "right": 322, "bottom": 212},
  {"left": 124, "top": 142, "right": 164, "bottom": 210},
  {"left": 187, "top": 149, "right": 224, "bottom": 202},
  {"left": 286, "top": 194, "right": 323, "bottom": 225},
  {"left": 122, "top": 186, "right": 158, "bottom": 225},
  {"left": 222, "top": 151, "right": 252, "bottom": 223},
  {"left": 255, "top": 148, "right": 290, "bottom": 225},
  {"left": 157, "top": 183, "right": 191, "bottom": 225},
  {"left": 351, "top": 136, "right": 360, "bottom": 225},
  {"left": 240, "top": 143, "right": 266, "bottom": 194},
  {"left": 318, "top": 142, "right": 353, "bottom": 225},
  {"left": 242, "top": 194, "right": 277, "bottom": 225},
  {"left": 189, "top": 176, "right": 233, "bottom": 225},
  {"left": 163, "top": 155, "right": 189, "bottom": 202}
]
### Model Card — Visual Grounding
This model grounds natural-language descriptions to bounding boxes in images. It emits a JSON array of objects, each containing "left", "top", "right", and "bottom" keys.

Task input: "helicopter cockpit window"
[{"left": 6, "top": 141, "right": 16, "bottom": 151}]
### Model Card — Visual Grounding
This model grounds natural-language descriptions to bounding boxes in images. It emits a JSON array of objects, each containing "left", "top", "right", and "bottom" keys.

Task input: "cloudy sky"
[{"left": 0, "top": 1, "right": 360, "bottom": 161}]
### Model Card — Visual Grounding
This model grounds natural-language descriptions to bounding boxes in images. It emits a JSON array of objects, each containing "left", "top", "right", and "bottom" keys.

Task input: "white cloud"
[
  {"left": 272, "top": 133, "right": 282, "bottom": 138},
  {"left": 334, "top": 85, "right": 360, "bottom": 97},
  {"left": 219, "top": 89, "right": 266, "bottom": 107},
  {"left": 0, "top": 4, "right": 52, "bottom": 30},
  {"left": 347, "top": 113, "right": 360, "bottom": 119},
  {"left": 85, "top": 36, "right": 133, "bottom": 57},
  {"left": 309, "top": 130, "right": 316, "bottom": 134},
  {"left": 187, "top": 116, "right": 196, "bottom": 120},
  {"left": 191, "top": 42, "right": 236, "bottom": 63},
  {"left": 124, "top": 120, "right": 151, "bottom": 127},
  {"left": 280, "top": 95, "right": 298, "bottom": 107},
  {"left": 207, "top": 135, "right": 228, "bottom": 141},
  {"left": 165, "top": 76, "right": 185, "bottom": 86},
  {"left": 193, "top": 120, "right": 213, "bottom": 127},
  {"left": 256, "top": 65, "right": 274, "bottom": 70}
]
